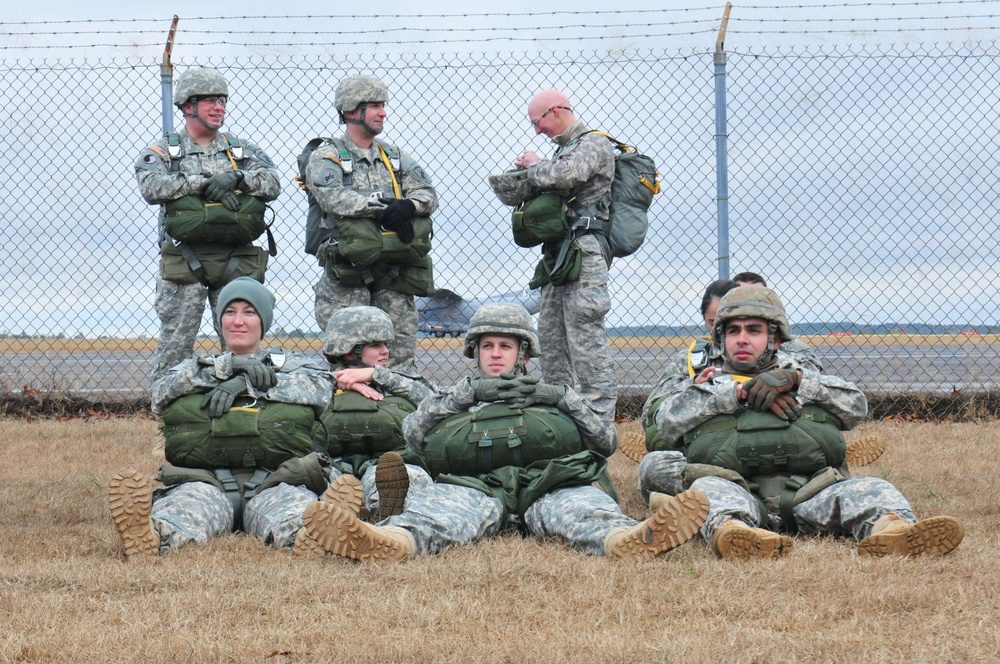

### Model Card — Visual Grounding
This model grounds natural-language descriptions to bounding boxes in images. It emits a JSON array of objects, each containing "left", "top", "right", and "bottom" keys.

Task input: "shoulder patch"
[{"left": 148, "top": 145, "right": 168, "bottom": 158}]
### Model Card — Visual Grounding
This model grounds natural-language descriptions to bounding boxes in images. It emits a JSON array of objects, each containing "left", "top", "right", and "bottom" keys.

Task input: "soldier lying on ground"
[{"left": 298, "top": 303, "right": 710, "bottom": 563}]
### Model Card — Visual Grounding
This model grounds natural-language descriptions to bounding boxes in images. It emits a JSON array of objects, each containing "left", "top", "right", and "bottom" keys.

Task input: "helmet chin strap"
[
  {"left": 184, "top": 102, "right": 223, "bottom": 132},
  {"left": 473, "top": 339, "right": 529, "bottom": 377},
  {"left": 723, "top": 322, "right": 779, "bottom": 374},
  {"left": 344, "top": 103, "right": 383, "bottom": 136}
]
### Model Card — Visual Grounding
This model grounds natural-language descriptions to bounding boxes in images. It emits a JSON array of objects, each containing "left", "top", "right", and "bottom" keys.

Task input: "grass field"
[{"left": 1, "top": 417, "right": 997, "bottom": 662}]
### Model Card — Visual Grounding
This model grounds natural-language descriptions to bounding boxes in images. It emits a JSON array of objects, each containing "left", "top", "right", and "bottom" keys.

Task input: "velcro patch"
[{"left": 148, "top": 145, "right": 168, "bottom": 158}]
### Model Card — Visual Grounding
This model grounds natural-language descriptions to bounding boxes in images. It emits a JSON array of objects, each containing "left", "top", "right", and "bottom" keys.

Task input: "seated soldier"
[
  {"left": 298, "top": 303, "right": 710, "bottom": 563},
  {"left": 109, "top": 278, "right": 334, "bottom": 557},
  {"left": 301, "top": 306, "right": 436, "bottom": 539},
  {"left": 644, "top": 286, "right": 963, "bottom": 559}
]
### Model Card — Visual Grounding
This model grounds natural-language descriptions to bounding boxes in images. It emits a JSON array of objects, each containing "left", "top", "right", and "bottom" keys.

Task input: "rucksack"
[
  {"left": 310, "top": 389, "right": 418, "bottom": 459},
  {"left": 583, "top": 131, "right": 661, "bottom": 258},
  {"left": 297, "top": 137, "right": 346, "bottom": 256}
]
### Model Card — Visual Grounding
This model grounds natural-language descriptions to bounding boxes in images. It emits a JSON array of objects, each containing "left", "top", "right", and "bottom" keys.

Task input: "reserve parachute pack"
[
  {"left": 160, "top": 394, "right": 316, "bottom": 470},
  {"left": 311, "top": 389, "right": 418, "bottom": 458},
  {"left": 161, "top": 132, "right": 275, "bottom": 250},
  {"left": 296, "top": 136, "right": 432, "bottom": 263},
  {"left": 420, "top": 402, "right": 583, "bottom": 477},
  {"left": 582, "top": 131, "right": 660, "bottom": 258}
]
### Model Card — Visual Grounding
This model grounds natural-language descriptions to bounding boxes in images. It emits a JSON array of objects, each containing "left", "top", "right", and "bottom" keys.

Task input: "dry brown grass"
[{"left": 1, "top": 419, "right": 998, "bottom": 662}]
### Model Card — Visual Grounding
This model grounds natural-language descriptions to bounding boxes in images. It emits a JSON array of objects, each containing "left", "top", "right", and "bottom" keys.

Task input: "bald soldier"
[{"left": 498, "top": 89, "right": 618, "bottom": 429}]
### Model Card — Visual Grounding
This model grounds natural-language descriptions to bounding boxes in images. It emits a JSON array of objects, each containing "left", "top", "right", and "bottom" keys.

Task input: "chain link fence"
[{"left": 1, "top": 42, "right": 998, "bottom": 412}]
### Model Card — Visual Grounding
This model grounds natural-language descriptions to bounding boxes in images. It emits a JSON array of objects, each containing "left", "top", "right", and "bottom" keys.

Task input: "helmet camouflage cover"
[
  {"left": 173, "top": 68, "right": 229, "bottom": 107},
  {"left": 463, "top": 303, "right": 542, "bottom": 358},
  {"left": 488, "top": 169, "right": 538, "bottom": 207},
  {"left": 324, "top": 306, "right": 395, "bottom": 359},
  {"left": 712, "top": 286, "right": 793, "bottom": 345},
  {"left": 334, "top": 74, "right": 390, "bottom": 114}
]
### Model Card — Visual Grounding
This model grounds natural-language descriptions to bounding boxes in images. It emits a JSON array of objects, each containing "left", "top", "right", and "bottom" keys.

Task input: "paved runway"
[{"left": 4, "top": 342, "right": 999, "bottom": 398}]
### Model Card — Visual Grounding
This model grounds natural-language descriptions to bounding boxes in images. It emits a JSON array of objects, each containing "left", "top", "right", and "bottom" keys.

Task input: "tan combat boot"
[
  {"left": 292, "top": 474, "right": 366, "bottom": 557},
  {"left": 648, "top": 491, "right": 672, "bottom": 512},
  {"left": 617, "top": 431, "right": 648, "bottom": 463},
  {"left": 605, "top": 488, "right": 710, "bottom": 560},
  {"left": 374, "top": 451, "right": 409, "bottom": 521},
  {"left": 845, "top": 435, "right": 887, "bottom": 467},
  {"left": 298, "top": 501, "right": 413, "bottom": 563},
  {"left": 857, "top": 513, "right": 964, "bottom": 557},
  {"left": 108, "top": 468, "right": 160, "bottom": 558},
  {"left": 711, "top": 520, "right": 793, "bottom": 560}
]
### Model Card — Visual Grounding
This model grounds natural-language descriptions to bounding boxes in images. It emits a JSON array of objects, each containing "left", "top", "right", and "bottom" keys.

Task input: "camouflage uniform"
[
  {"left": 148, "top": 348, "right": 333, "bottom": 551},
  {"left": 519, "top": 120, "right": 619, "bottom": 426},
  {"left": 388, "top": 376, "right": 633, "bottom": 556},
  {"left": 306, "top": 136, "right": 437, "bottom": 376},
  {"left": 326, "top": 364, "right": 437, "bottom": 515},
  {"left": 136, "top": 113, "right": 281, "bottom": 380}
]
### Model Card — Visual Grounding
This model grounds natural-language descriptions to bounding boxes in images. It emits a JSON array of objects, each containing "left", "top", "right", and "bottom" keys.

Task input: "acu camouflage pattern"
[
  {"left": 390, "top": 374, "right": 633, "bottom": 557},
  {"left": 136, "top": 127, "right": 281, "bottom": 379},
  {"left": 463, "top": 302, "right": 542, "bottom": 358},
  {"left": 334, "top": 74, "right": 390, "bottom": 114},
  {"left": 712, "top": 286, "right": 794, "bottom": 345},
  {"left": 147, "top": 349, "right": 334, "bottom": 552},
  {"left": 488, "top": 168, "right": 537, "bottom": 206},
  {"left": 323, "top": 305, "right": 395, "bottom": 359},
  {"left": 690, "top": 475, "right": 916, "bottom": 543},
  {"left": 173, "top": 68, "right": 229, "bottom": 106},
  {"left": 307, "top": 133, "right": 438, "bottom": 376}
]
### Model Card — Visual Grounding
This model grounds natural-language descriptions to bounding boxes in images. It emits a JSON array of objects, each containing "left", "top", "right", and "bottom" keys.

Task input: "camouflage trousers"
[
  {"left": 691, "top": 475, "right": 918, "bottom": 542},
  {"left": 638, "top": 450, "right": 688, "bottom": 501},
  {"left": 538, "top": 233, "right": 617, "bottom": 423},
  {"left": 153, "top": 277, "right": 224, "bottom": 380},
  {"left": 313, "top": 269, "right": 418, "bottom": 376},
  {"left": 327, "top": 462, "right": 434, "bottom": 515},
  {"left": 150, "top": 481, "right": 320, "bottom": 552},
  {"left": 384, "top": 483, "right": 636, "bottom": 556}
]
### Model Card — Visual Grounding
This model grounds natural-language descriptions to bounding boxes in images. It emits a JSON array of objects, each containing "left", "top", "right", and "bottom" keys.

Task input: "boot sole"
[
  {"left": 715, "top": 527, "right": 794, "bottom": 560},
  {"left": 292, "top": 526, "right": 327, "bottom": 558},
  {"left": 845, "top": 435, "right": 886, "bottom": 467},
  {"left": 108, "top": 468, "right": 159, "bottom": 558},
  {"left": 302, "top": 502, "right": 408, "bottom": 563},
  {"left": 613, "top": 488, "right": 710, "bottom": 560},
  {"left": 618, "top": 431, "right": 648, "bottom": 463},
  {"left": 374, "top": 451, "right": 409, "bottom": 521},
  {"left": 321, "top": 474, "right": 364, "bottom": 517},
  {"left": 858, "top": 516, "right": 965, "bottom": 557}
]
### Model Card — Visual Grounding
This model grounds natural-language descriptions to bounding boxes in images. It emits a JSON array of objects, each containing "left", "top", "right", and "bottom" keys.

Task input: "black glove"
[
  {"left": 377, "top": 198, "right": 417, "bottom": 243},
  {"left": 742, "top": 368, "right": 800, "bottom": 412},
  {"left": 203, "top": 171, "right": 244, "bottom": 211},
  {"left": 200, "top": 376, "right": 247, "bottom": 418},
  {"left": 231, "top": 356, "right": 278, "bottom": 392}
]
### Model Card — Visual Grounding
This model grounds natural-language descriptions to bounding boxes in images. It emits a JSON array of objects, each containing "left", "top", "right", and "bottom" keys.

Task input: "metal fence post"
[{"left": 714, "top": 3, "right": 732, "bottom": 279}]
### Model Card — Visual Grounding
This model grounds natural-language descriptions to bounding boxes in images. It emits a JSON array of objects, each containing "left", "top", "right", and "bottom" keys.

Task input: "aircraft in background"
[{"left": 416, "top": 287, "right": 540, "bottom": 337}]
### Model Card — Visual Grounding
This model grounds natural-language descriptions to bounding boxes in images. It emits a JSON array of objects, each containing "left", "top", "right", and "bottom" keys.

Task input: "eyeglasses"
[
  {"left": 531, "top": 105, "right": 570, "bottom": 128},
  {"left": 195, "top": 95, "right": 228, "bottom": 108}
]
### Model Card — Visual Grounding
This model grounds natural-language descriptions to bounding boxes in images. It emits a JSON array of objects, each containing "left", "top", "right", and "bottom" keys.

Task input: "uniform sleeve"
[
  {"left": 257, "top": 350, "right": 334, "bottom": 416},
  {"left": 782, "top": 338, "right": 824, "bottom": 373},
  {"left": 402, "top": 379, "right": 477, "bottom": 453},
  {"left": 238, "top": 140, "right": 282, "bottom": 202},
  {"left": 372, "top": 365, "right": 436, "bottom": 404},
  {"left": 526, "top": 134, "right": 614, "bottom": 193},
  {"left": 795, "top": 368, "right": 868, "bottom": 429},
  {"left": 150, "top": 355, "right": 225, "bottom": 413},
  {"left": 641, "top": 348, "right": 691, "bottom": 426},
  {"left": 554, "top": 386, "right": 618, "bottom": 456},
  {"left": 654, "top": 379, "right": 743, "bottom": 450},
  {"left": 305, "top": 144, "right": 382, "bottom": 219},
  {"left": 398, "top": 151, "right": 439, "bottom": 216},
  {"left": 134, "top": 141, "right": 201, "bottom": 204}
]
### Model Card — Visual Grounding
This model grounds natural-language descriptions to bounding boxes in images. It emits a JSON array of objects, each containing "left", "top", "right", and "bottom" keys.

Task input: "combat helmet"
[
  {"left": 712, "top": 286, "right": 792, "bottom": 371},
  {"left": 463, "top": 303, "right": 541, "bottom": 377},
  {"left": 173, "top": 68, "right": 229, "bottom": 107},
  {"left": 334, "top": 74, "right": 390, "bottom": 130},
  {"left": 324, "top": 306, "right": 394, "bottom": 364}
]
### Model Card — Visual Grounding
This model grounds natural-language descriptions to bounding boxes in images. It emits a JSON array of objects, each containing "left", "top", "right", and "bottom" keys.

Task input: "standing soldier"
[
  {"left": 490, "top": 89, "right": 618, "bottom": 429},
  {"left": 303, "top": 74, "right": 438, "bottom": 377},
  {"left": 136, "top": 67, "right": 281, "bottom": 381}
]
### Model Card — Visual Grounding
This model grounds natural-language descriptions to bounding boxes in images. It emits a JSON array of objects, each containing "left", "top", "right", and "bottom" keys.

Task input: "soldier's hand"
[
  {"left": 377, "top": 198, "right": 417, "bottom": 242},
  {"left": 470, "top": 377, "right": 511, "bottom": 403},
  {"left": 513, "top": 383, "right": 567, "bottom": 408},
  {"left": 200, "top": 376, "right": 247, "bottom": 418},
  {"left": 203, "top": 171, "right": 244, "bottom": 211},
  {"left": 231, "top": 356, "right": 278, "bottom": 391},
  {"left": 742, "top": 368, "right": 800, "bottom": 411},
  {"left": 769, "top": 393, "right": 801, "bottom": 421}
]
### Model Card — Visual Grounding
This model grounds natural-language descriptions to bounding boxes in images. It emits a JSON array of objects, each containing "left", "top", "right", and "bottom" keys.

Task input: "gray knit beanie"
[{"left": 216, "top": 277, "right": 275, "bottom": 338}]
